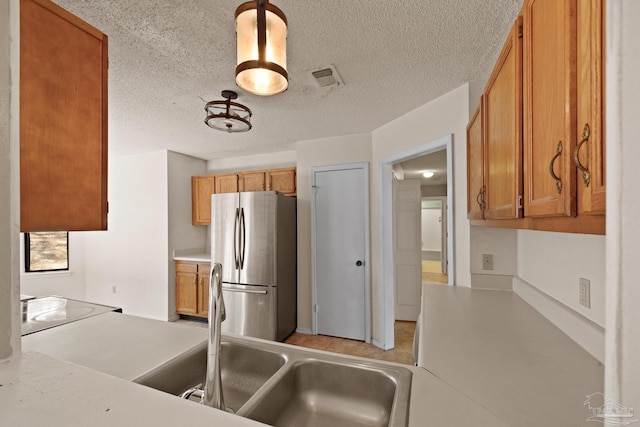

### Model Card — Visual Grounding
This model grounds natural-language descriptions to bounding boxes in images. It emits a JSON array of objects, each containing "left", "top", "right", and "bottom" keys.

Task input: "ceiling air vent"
[{"left": 309, "top": 65, "right": 344, "bottom": 89}]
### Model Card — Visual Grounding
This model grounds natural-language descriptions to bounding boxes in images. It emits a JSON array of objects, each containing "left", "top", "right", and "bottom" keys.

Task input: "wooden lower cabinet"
[{"left": 175, "top": 261, "right": 210, "bottom": 318}]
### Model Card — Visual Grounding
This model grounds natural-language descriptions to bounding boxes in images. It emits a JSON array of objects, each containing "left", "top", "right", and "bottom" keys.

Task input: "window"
[{"left": 24, "top": 232, "right": 69, "bottom": 272}]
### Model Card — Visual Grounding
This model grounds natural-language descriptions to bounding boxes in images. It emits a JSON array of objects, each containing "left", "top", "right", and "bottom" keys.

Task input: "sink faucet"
[
  {"left": 179, "top": 263, "right": 228, "bottom": 411},
  {"left": 204, "top": 262, "right": 226, "bottom": 410}
]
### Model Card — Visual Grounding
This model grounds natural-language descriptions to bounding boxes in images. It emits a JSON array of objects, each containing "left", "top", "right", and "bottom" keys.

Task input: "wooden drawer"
[{"left": 176, "top": 261, "right": 197, "bottom": 274}]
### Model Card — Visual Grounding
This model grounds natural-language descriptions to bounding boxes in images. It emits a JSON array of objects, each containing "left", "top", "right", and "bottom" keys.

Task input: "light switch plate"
[{"left": 579, "top": 278, "right": 590, "bottom": 308}]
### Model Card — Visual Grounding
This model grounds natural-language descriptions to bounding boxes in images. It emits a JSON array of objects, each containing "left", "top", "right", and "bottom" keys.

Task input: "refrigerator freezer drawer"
[{"left": 221, "top": 284, "right": 277, "bottom": 341}]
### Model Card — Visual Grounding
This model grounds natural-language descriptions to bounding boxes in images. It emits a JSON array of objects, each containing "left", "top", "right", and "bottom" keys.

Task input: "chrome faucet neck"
[{"left": 203, "top": 262, "right": 226, "bottom": 410}]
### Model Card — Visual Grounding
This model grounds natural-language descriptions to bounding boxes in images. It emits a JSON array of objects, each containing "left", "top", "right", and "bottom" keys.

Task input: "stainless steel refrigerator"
[{"left": 211, "top": 191, "right": 297, "bottom": 341}]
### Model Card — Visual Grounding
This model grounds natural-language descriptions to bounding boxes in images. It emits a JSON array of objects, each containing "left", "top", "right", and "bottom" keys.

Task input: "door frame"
[
  {"left": 378, "top": 134, "right": 454, "bottom": 350},
  {"left": 310, "top": 162, "right": 371, "bottom": 343}
]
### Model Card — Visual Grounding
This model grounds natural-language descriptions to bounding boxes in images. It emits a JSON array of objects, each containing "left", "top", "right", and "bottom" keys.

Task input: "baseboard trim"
[
  {"left": 295, "top": 327, "right": 312, "bottom": 335},
  {"left": 471, "top": 274, "right": 513, "bottom": 291},
  {"left": 513, "top": 276, "right": 605, "bottom": 363},
  {"left": 421, "top": 250, "right": 441, "bottom": 261}
]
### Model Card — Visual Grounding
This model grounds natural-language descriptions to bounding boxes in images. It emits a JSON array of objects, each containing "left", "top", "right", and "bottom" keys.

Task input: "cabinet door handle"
[
  {"left": 549, "top": 141, "right": 563, "bottom": 193},
  {"left": 476, "top": 186, "right": 486, "bottom": 210},
  {"left": 573, "top": 124, "right": 591, "bottom": 187}
]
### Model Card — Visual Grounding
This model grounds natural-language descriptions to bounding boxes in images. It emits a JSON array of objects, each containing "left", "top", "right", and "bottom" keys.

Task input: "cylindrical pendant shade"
[{"left": 235, "top": 1, "right": 288, "bottom": 96}]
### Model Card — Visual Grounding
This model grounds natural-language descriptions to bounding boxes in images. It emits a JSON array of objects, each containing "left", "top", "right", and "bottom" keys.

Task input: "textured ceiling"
[{"left": 53, "top": 0, "right": 522, "bottom": 160}]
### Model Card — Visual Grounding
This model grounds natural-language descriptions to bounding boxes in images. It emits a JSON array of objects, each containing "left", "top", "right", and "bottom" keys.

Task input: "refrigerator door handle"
[
  {"left": 233, "top": 207, "right": 240, "bottom": 269},
  {"left": 223, "top": 287, "right": 268, "bottom": 295},
  {"left": 240, "top": 207, "right": 246, "bottom": 270}
]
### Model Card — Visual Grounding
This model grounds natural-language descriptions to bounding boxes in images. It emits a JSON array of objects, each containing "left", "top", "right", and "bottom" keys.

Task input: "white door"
[
  {"left": 312, "top": 165, "right": 368, "bottom": 341},
  {"left": 393, "top": 179, "right": 422, "bottom": 321}
]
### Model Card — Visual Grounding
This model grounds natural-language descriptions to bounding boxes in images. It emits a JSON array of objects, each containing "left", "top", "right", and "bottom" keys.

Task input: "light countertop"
[
  {"left": 22, "top": 312, "right": 208, "bottom": 381},
  {"left": 173, "top": 248, "right": 209, "bottom": 262},
  {"left": 11, "top": 311, "right": 507, "bottom": 426},
  {"left": 417, "top": 284, "right": 604, "bottom": 427},
  {"left": 10, "top": 286, "right": 604, "bottom": 426}
]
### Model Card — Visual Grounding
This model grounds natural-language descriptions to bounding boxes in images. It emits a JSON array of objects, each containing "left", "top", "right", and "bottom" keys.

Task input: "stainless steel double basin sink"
[{"left": 133, "top": 336, "right": 412, "bottom": 427}]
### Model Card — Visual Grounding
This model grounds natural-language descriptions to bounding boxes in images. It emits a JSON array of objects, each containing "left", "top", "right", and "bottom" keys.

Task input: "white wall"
[
  {"left": 207, "top": 150, "right": 296, "bottom": 173},
  {"left": 296, "top": 133, "right": 373, "bottom": 331},
  {"left": 83, "top": 150, "right": 205, "bottom": 321},
  {"left": 0, "top": 0, "right": 20, "bottom": 359},
  {"left": 514, "top": 230, "right": 605, "bottom": 362},
  {"left": 371, "top": 83, "right": 471, "bottom": 344},
  {"left": 421, "top": 185, "right": 447, "bottom": 197},
  {"left": 167, "top": 151, "right": 207, "bottom": 319},
  {"left": 606, "top": 0, "right": 640, "bottom": 411},
  {"left": 84, "top": 151, "right": 169, "bottom": 319},
  {"left": 421, "top": 208, "right": 441, "bottom": 252}
]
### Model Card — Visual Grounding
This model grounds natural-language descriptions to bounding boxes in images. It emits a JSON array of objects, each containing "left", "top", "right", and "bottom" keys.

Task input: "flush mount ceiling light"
[
  {"left": 235, "top": 0, "right": 288, "bottom": 96},
  {"left": 422, "top": 171, "right": 435, "bottom": 178},
  {"left": 204, "top": 90, "right": 252, "bottom": 133}
]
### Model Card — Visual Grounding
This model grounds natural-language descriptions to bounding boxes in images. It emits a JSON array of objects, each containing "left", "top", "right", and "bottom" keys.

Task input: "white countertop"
[
  {"left": 417, "top": 284, "right": 604, "bottom": 427},
  {"left": 10, "top": 311, "right": 507, "bottom": 426},
  {"left": 22, "top": 312, "right": 208, "bottom": 381},
  {"left": 173, "top": 248, "right": 210, "bottom": 262},
  {"left": 0, "top": 352, "right": 260, "bottom": 427}
]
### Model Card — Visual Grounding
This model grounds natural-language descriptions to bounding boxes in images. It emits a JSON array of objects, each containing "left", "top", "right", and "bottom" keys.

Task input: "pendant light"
[
  {"left": 235, "top": 0, "right": 288, "bottom": 96},
  {"left": 204, "top": 90, "right": 252, "bottom": 133}
]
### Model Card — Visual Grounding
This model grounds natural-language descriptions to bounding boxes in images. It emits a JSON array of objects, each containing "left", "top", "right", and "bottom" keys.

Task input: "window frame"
[{"left": 24, "top": 232, "right": 70, "bottom": 273}]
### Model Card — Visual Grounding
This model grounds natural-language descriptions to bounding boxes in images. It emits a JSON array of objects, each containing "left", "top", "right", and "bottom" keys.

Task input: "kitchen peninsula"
[
  {"left": 3, "top": 284, "right": 602, "bottom": 427},
  {"left": 8, "top": 312, "right": 507, "bottom": 427}
]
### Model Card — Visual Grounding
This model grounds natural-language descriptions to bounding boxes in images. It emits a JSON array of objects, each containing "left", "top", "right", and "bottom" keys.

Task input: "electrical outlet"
[
  {"left": 579, "top": 278, "right": 590, "bottom": 308},
  {"left": 112, "top": 286, "right": 117, "bottom": 294},
  {"left": 482, "top": 254, "right": 493, "bottom": 271}
]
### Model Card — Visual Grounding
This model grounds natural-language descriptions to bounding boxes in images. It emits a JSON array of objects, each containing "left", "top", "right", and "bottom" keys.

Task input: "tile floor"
[
  {"left": 422, "top": 259, "right": 448, "bottom": 285},
  {"left": 284, "top": 321, "right": 416, "bottom": 365},
  {"left": 175, "top": 319, "right": 417, "bottom": 365}
]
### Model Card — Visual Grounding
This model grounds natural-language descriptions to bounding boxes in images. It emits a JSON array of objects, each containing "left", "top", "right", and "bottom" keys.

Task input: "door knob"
[{"left": 356, "top": 260, "right": 363, "bottom": 266}]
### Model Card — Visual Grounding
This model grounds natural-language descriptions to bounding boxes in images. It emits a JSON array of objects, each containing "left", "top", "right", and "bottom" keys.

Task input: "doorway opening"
[
  {"left": 421, "top": 197, "right": 448, "bottom": 285},
  {"left": 378, "top": 134, "right": 454, "bottom": 350}
]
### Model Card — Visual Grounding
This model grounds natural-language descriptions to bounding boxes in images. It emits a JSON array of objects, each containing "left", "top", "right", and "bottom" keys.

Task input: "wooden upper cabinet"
[
  {"left": 20, "top": 0, "right": 108, "bottom": 231},
  {"left": 483, "top": 17, "right": 523, "bottom": 220},
  {"left": 576, "top": 0, "right": 605, "bottom": 215},
  {"left": 267, "top": 168, "right": 296, "bottom": 195},
  {"left": 191, "top": 167, "right": 296, "bottom": 225},
  {"left": 239, "top": 171, "right": 266, "bottom": 192},
  {"left": 467, "top": 100, "right": 484, "bottom": 220},
  {"left": 523, "top": 0, "right": 577, "bottom": 218},
  {"left": 215, "top": 173, "right": 240, "bottom": 194},
  {"left": 192, "top": 175, "right": 215, "bottom": 225}
]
